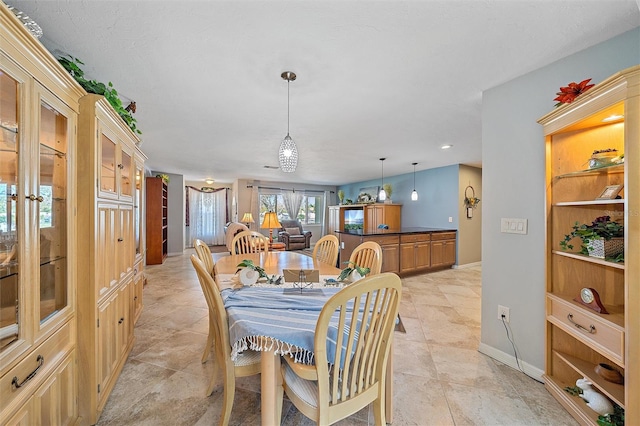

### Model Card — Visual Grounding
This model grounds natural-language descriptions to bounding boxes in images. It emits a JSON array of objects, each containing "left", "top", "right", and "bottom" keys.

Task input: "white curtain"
[
  {"left": 250, "top": 186, "right": 260, "bottom": 231},
  {"left": 282, "top": 191, "right": 303, "bottom": 220},
  {"left": 186, "top": 187, "right": 227, "bottom": 246}
]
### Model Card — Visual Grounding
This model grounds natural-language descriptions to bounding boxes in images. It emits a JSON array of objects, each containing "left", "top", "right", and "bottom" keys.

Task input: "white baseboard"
[
  {"left": 477, "top": 342, "right": 544, "bottom": 381},
  {"left": 167, "top": 252, "right": 183, "bottom": 257},
  {"left": 453, "top": 261, "right": 482, "bottom": 269}
]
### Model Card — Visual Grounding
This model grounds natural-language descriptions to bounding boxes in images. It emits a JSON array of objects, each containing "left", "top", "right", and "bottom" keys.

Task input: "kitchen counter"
[{"left": 336, "top": 227, "right": 456, "bottom": 236}]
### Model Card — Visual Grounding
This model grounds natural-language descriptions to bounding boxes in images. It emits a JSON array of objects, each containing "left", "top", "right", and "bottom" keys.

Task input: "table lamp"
[
  {"left": 261, "top": 211, "right": 282, "bottom": 244},
  {"left": 241, "top": 212, "right": 255, "bottom": 228}
]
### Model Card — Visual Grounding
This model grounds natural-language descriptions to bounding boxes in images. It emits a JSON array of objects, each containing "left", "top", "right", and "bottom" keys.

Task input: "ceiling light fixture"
[
  {"left": 378, "top": 158, "right": 387, "bottom": 201},
  {"left": 204, "top": 178, "right": 214, "bottom": 185},
  {"left": 441, "top": 144, "right": 453, "bottom": 150},
  {"left": 279, "top": 71, "right": 298, "bottom": 173},
  {"left": 411, "top": 162, "right": 418, "bottom": 201}
]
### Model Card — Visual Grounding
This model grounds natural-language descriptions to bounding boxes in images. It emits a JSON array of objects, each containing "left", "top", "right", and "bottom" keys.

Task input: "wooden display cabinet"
[
  {"left": 539, "top": 65, "right": 639, "bottom": 424},
  {"left": 146, "top": 177, "right": 168, "bottom": 265},
  {"left": 1, "top": 4, "right": 84, "bottom": 423},
  {"left": 76, "top": 93, "right": 145, "bottom": 424}
]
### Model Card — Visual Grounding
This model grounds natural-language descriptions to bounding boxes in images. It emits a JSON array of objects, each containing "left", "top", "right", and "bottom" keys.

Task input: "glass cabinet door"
[
  {"left": 134, "top": 164, "right": 143, "bottom": 256},
  {"left": 100, "top": 132, "right": 116, "bottom": 195},
  {"left": 0, "top": 68, "right": 20, "bottom": 350},
  {"left": 38, "top": 94, "right": 70, "bottom": 323},
  {"left": 120, "top": 148, "right": 132, "bottom": 198}
]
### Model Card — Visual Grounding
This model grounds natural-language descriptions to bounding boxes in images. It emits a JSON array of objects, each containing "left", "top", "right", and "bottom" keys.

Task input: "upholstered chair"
[{"left": 278, "top": 219, "right": 312, "bottom": 251}]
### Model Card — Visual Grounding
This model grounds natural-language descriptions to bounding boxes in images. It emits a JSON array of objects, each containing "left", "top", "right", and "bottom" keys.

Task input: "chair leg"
[
  {"left": 275, "top": 361, "right": 285, "bottom": 425},
  {"left": 206, "top": 358, "right": 220, "bottom": 397},
  {"left": 373, "top": 398, "right": 386, "bottom": 426}
]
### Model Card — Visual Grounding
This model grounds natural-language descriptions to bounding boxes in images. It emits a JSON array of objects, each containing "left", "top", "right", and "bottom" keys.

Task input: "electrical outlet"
[{"left": 498, "top": 305, "right": 510, "bottom": 323}]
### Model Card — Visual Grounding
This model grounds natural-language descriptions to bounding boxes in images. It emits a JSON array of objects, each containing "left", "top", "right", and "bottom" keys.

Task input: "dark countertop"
[{"left": 335, "top": 227, "right": 456, "bottom": 236}]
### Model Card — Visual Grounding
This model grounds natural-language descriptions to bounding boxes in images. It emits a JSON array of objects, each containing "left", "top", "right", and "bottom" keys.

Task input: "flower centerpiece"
[
  {"left": 236, "top": 259, "right": 267, "bottom": 285},
  {"left": 560, "top": 216, "right": 624, "bottom": 261},
  {"left": 337, "top": 262, "right": 370, "bottom": 283}
]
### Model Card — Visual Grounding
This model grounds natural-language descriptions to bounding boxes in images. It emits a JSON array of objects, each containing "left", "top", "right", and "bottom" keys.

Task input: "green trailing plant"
[
  {"left": 597, "top": 404, "right": 624, "bottom": 426},
  {"left": 235, "top": 259, "right": 267, "bottom": 278},
  {"left": 560, "top": 216, "right": 624, "bottom": 260},
  {"left": 58, "top": 55, "right": 141, "bottom": 135},
  {"left": 337, "top": 262, "right": 370, "bottom": 282}
]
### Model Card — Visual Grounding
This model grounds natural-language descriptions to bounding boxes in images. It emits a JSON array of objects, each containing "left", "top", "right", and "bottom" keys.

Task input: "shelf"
[
  {"left": 554, "top": 199, "right": 624, "bottom": 206},
  {"left": 555, "top": 164, "right": 624, "bottom": 180},
  {"left": 544, "top": 374, "right": 600, "bottom": 424},
  {"left": 555, "top": 351, "right": 625, "bottom": 407},
  {"left": 552, "top": 250, "right": 625, "bottom": 269}
]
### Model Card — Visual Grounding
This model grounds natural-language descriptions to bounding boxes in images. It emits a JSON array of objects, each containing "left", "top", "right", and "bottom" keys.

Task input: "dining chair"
[
  {"left": 349, "top": 241, "right": 383, "bottom": 275},
  {"left": 190, "top": 255, "right": 262, "bottom": 425},
  {"left": 312, "top": 234, "right": 340, "bottom": 267},
  {"left": 194, "top": 239, "right": 218, "bottom": 363},
  {"left": 231, "top": 230, "right": 270, "bottom": 254},
  {"left": 278, "top": 272, "right": 402, "bottom": 425}
]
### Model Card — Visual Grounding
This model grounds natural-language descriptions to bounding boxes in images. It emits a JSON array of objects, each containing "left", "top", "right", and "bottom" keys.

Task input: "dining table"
[{"left": 215, "top": 250, "right": 395, "bottom": 425}]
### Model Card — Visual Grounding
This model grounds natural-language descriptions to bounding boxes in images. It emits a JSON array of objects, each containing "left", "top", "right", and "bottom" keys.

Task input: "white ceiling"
[{"left": 6, "top": 0, "right": 639, "bottom": 185}]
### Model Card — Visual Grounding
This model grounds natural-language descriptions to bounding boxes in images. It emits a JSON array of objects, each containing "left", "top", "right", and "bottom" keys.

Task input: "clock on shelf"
[{"left": 574, "top": 287, "right": 609, "bottom": 314}]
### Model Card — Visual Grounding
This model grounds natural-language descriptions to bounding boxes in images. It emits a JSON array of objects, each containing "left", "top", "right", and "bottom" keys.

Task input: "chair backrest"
[
  {"left": 224, "top": 222, "right": 250, "bottom": 251},
  {"left": 349, "top": 241, "right": 383, "bottom": 275},
  {"left": 194, "top": 239, "right": 216, "bottom": 277},
  {"left": 312, "top": 235, "right": 339, "bottom": 266},
  {"left": 231, "top": 230, "right": 269, "bottom": 254},
  {"left": 314, "top": 273, "right": 401, "bottom": 420},
  {"left": 190, "top": 255, "right": 233, "bottom": 365},
  {"left": 279, "top": 219, "right": 303, "bottom": 234}
]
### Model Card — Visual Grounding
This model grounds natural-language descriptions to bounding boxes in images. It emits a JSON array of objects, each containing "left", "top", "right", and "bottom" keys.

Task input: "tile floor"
[{"left": 97, "top": 249, "right": 578, "bottom": 425}]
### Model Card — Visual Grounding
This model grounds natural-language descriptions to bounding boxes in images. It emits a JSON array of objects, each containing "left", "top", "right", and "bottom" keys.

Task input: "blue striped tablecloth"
[{"left": 222, "top": 286, "right": 354, "bottom": 364}]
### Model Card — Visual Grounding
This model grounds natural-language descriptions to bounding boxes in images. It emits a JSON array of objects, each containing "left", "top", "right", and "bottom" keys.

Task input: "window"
[
  {"left": 0, "top": 183, "right": 17, "bottom": 233},
  {"left": 259, "top": 192, "right": 324, "bottom": 225}
]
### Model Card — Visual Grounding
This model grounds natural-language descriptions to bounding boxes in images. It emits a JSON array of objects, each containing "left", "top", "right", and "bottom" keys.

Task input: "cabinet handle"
[
  {"left": 567, "top": 314, "right": 596, "bottom": 334},
  {"left": 118, "top": 164, "right": 124, "bottom": 169},
  {"left": 118, "top": 317, "right": 124, "bottom": 324},
  {"left": 11, "top": 355, "right": 44, "bottom": 390},
  {"left": 118, "top": 238, "right": 124, "bottom": 242},
  {"left": 26, "top": 194, "right": 43, "bottom": 202}
]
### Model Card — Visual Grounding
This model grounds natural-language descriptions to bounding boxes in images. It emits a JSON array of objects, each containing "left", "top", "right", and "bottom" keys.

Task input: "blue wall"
[{"left": 338, "top": 164, "right": 460, "bottom": 229}]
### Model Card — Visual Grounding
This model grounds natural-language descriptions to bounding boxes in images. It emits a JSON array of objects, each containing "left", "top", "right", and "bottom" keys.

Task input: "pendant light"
[
  {"left": 279, "top": 71, "right": 298, "bottom": 173},
  {"left": 411, "top": 162, "right": 418, "bottom": 201},
  {"left": 378, "top": 158, "right": 386, "bottom": 201}
]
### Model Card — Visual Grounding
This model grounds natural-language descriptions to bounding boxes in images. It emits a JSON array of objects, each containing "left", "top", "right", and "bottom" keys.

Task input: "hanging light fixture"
[
  {"left": 279, "top": 71, "right": 298, "bottom": 173},
  {"left": 378, "top": 158, "right": 386, "bottom": 201},
  {"left": 411, "top": 163, "right": 419, "bottom": 201}
]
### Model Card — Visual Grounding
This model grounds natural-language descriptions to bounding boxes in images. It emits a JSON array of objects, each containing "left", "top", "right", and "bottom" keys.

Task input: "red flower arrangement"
[{"left": 554, "top": 78, "right": 595, "bottom": 106}]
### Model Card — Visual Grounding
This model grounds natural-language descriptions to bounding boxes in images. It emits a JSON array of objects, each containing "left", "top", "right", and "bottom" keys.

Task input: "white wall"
[{"left": 480, "top": 28, "right": 639, "bottom": 373}]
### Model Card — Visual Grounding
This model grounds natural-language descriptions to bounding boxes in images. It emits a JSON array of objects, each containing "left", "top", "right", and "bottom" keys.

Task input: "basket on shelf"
[{"left": 586, "top": 237, "right": 624, "bottom": 259}]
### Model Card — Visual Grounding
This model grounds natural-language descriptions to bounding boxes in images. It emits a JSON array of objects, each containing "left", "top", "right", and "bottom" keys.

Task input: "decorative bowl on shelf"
[{"left": 594, "top": 363, "right": 624, "bottom": 384}]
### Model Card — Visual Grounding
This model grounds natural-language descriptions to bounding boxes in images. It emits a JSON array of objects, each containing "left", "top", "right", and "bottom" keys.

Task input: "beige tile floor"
[{"left": 97, "top": 249, "right": 578, "bottom": 426}]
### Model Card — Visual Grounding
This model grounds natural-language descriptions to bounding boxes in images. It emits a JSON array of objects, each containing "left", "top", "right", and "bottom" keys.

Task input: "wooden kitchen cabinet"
[
  {"left": 430, "top": 232, "right": 456, "bottom": 268},
  {"left": 400, "top": 233, "right": 431, "bottom": 273}
]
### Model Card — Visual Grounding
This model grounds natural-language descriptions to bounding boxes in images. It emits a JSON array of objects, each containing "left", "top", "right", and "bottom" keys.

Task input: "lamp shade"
[
  {"left": 241, "top": 212, "right": 254, "bottom": 224},
  {"left": 261, "top": 212, "right": 282, "bottom": 230}
]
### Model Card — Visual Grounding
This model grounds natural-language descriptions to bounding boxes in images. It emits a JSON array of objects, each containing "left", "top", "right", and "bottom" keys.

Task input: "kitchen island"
[{"left": 336, "top": 228, "right": 457, "bottom": 275}]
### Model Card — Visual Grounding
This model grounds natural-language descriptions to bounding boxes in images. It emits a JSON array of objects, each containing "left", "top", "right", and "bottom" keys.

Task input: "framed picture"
[
  {"left": 358, "top": 186, "right": 379, "bottom": 203},
  {"left": 595, "top": 184, "right": 623, "bottom": 200}
]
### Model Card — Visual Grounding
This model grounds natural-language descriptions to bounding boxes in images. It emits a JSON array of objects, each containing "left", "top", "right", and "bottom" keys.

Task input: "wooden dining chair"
[
  {"left": 278, "top": 272, "right": 402, "bottom": 425},
  {"left": 349, "top": 241, "right": 383, "bottom": 275},
  {"left": 190, "top": 255, "right": 262, "bottom": 425},
  {"left": 312, "top": 234, "right": 340, "bottom": 267},
  {"left": 194, "top": 239, "right": 218, "bottom": 363},
  {"left": 231, "top": 230, "right": 270, "bottom": 255}
]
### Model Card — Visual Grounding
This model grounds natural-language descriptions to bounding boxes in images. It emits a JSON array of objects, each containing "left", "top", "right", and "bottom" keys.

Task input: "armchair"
[{"left": 278, "top": 219, "right": 312, "bottom": 251}]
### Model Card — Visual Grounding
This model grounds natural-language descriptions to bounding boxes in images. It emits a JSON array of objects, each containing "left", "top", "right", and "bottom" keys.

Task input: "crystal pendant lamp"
[
  {"left": 279, "top": 71, "right": 298, "bottom": 173},
  {"left": 378, "top": 158, "right": 386, "bottom": 201},
  {"left": 411, "top": 162, "right": 419, "bottom": 201}
]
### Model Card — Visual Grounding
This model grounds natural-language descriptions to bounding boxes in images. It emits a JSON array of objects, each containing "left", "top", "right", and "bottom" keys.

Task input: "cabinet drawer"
[
  {"left": 431, "top": 232, "right": 456, "bottom": 241},
  {"left": 547, "top": 295, "right": 624, "bottom": 365},
  {"left": 364, "top": 235, "right": 399, "bottom": 246},
  {"left": 1, "top": 321, "right": 75, "bottom": 415},
  {"left": 400, "top": 233, "right": 431, "bottom": 243}
]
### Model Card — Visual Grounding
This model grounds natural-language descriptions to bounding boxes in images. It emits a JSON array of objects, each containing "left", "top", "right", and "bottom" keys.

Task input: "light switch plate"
[{"left": 501, "top": 218, "right": 528, "bottom": 234}]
